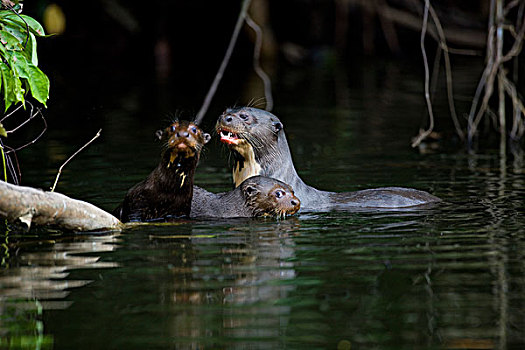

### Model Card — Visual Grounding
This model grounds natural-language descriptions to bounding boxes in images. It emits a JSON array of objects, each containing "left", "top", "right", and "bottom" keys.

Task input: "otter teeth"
[{"left": 219, "top": 130, "right": 240, "bottom": 145}]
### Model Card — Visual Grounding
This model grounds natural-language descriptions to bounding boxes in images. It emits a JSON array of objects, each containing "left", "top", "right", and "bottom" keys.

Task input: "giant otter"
[
  {"left": 216, "top": 107, "right": 441, "bottom": 210},
  {"left": 114, "top": 120, "right": 210, "bottom": 222},
  {"left": 191, "top": 175, "right": 300, "bottom": 218}
]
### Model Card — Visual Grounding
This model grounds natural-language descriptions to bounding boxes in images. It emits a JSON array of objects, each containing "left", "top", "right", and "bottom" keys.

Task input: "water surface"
[{"left": 1, "top": 58, "right": 524, "bottom": 349}]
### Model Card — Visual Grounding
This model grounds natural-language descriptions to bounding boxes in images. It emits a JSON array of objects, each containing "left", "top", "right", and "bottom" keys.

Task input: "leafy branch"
[
  {"left": 0, "top": 8, "right": 49, "bottom": 111},
  {"left": 0, "top": 6, "right": 50, "bottom": 184}
]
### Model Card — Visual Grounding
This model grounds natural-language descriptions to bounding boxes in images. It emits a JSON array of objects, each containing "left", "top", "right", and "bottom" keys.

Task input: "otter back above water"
[{"left": 216, "top": 107, "right": 441, "bottom": 210}]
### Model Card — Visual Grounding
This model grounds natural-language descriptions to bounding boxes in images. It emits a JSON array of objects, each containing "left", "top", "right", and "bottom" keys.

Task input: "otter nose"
[
  {"left": 291, "top": 199, "right": 299, "bottom": 207},
  {"left": 176, "top": 131, "right": 189, "bottom": 138}
]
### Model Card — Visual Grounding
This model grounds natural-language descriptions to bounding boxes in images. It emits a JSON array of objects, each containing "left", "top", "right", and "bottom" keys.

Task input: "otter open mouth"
[
  {"left": 168, "top": 140, "right": 196, "bottom": 163},
  {"left": 218, "top": 129, "right": 240, "bottom": 145}
]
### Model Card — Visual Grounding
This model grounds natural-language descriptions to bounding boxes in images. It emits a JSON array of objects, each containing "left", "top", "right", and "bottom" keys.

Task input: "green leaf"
[
  {"left": 0, "top": 18, "right": 31, "bottom": 56},
  {"left": 25, "top": 63, "right": 49, "bottom": 106},
  {"left": 0, "top": 122, "right": 6, "bottom": 137},
  {"left": 0, "top": 12, "right": 46, "bottom": 37},
  {"left": 29, "top": 32, "right": 38, "bottom": 65},
  {"left": 20, "top": 14, "right": 46, "bottom": 37},
  {"left": 0, "top": 60, "right": 25, "bottom": 111},
  {"left": 0, "top": 29, "right": 23, "bottom": 50},
  {"left": 1, "top": 25, "right": 27, "bottom": 47},
  {"left": 12, "top": 51, "right": 29, "bottom": 77},
  {"left": 0, "top": 12, "right": 48, "bottom": 109},
  {"left": 0, "top": 39, "right": 7, "bottom": 58},
  {"left": 0, "top": 62, "right": 14, "bottom": 111},
  {"left": 10, "top": 53, "right": 47, "bottom": 106}
]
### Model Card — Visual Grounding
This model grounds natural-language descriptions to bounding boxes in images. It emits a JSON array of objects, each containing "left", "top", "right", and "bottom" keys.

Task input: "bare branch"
[
  {"left": 0, "top": 143, "right": 6, "bottom": 182},
  {"left": 0, "top": 104, "right": 23, "bottom": 123},
  {"left": 504, "top": 0, "right": 521, "bottom": 16},
  {"left": 194, "top": 0, "right": 253, "bottom": 125},
  {"left": 245, "top": 14, "right": 273, "bottom": 111},
  {"left": 412, "top": 0, "right": 435, "bottom": 148},
  {"left": 51, "top": 129, "right": 102, "bottom": 192},
  {"left": 5, "top": 103, "right": 39, "bottom": 134},
  {"left": 428, "top": 4, "right": 465, "bottom": 140},
  {"left": 501, "top": 16, "right": 525, "bottom": 62},
  {"left": 0, "top": 181, "right": 121, "bottom": 231},
  {"left": 4, "top": 108, "right": 47, "bottom": 154},
  {"left": 503, "top": 75, "right": 525, "bottom": 139},
  {"left": 1, "top": 143, "right": 21, "bottom": 184},
  {"left": 467, "top": 21, "right": 498, "bottom": 144}
]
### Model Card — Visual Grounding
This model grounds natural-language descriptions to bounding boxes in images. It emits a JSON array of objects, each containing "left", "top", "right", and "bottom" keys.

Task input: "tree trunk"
[{"left": 0, "top": 181, "right": 122, "bottom": 232}]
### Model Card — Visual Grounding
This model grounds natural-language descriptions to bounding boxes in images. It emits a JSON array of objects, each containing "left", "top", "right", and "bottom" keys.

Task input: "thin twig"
[
  {"left": 411, "top": 0, "right": 435, "bottom": 148},
  {"left": 428, "top": 4, "right": 465, "bottom": 140},
  {"left": 0, "top": 104, "right": 23, "bottom": 123},
  {"left": 50, "top": 129, "right": 102, "bottom": 192},
  {"left": 245, "top": 14, "right": 273, "bottom": 111},
  {"left": 194, "top": 0, "right": 252, "bottom": 125},
  {"left": 0, "top": 143, "right": 6, "bottom": 182},
  {"left": 4, "top": 109, "right": 47, "bottom": 154},
  {"left": 503, "top": 75, "right": 525, "bottom": 139},
  {"left": 5, "top": 102, "right": 38, "bottom": 134},
  {"left": 501, "top": 16, "right": 525, "bottom": 62},
  {"left": 1, "top": 143, "right": 21, "bottom": 184},
  {"left": 467, "top": 19, "right": 497, "bottom": 144},
  {"left": 429, "top": 44, "right": 441, "bottom": 102},
  {"left": 6, "top": 145, "right": 20, "bottom": 184},
  {"left": 469, "top": 62, "right": 498, "bottom": 142},
  {"left": 504, "top": 0, "right": 521, "bottom": 16}
]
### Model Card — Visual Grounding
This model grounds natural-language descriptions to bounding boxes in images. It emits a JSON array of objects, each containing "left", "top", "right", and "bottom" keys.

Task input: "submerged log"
[{"left": 0, "top": 181, "right": 122, "bottom": 231}]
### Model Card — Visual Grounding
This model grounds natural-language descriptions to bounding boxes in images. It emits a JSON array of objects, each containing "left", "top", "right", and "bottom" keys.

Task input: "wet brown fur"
[
  {"left": 114, "top": 120, "right": 210, "bottom": 222},
  {"left": 191, "top": 176, "right": 300, "bottom": 218}
]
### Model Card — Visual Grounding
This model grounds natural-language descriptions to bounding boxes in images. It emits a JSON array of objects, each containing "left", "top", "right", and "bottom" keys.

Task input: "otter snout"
[
  {"left": 287, "top": 195, "right": 301, "bottom": 215},
  {"left": 169, "top": 132, "right": 195, "bottom": 147},
  {"left": 218, "top": 108, "right": 255, "bottom": 127}
]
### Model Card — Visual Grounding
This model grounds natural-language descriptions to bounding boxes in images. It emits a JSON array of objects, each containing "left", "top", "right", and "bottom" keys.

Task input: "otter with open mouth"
[
  {"left": 114, "top": 120, "right": 210, "bottom": 222},
  {"left": 216, "top": 107, "right": 441, "bottom": 210},
  {"left": 191, "top": 175, "right": 301, "bottom": 218}
]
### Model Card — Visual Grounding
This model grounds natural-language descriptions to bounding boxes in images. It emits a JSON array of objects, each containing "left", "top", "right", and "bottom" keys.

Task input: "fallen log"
[{"left": 0, "top": 181, "right": 122, "bottom": 232}]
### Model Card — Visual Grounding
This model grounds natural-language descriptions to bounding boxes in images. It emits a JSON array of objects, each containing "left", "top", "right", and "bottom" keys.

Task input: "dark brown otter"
[
  {"left": 191, "top": 176, "right": 300, "bottom": 218},
  {"left": 216, "top": 107, "right": 441, "bottom": 210},
  {"left": 114, "top": 120, "right": 210, "bottom": 222}
]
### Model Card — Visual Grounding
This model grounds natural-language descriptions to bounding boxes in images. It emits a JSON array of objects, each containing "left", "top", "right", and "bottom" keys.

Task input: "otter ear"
[
  {"left": 271, "top": 121, "right": 283, "bottom": 133},
  {"left": 155, "top": 129, "right": 164, "bottom": 140},
  {"left": 244, "top": 184, "right": 260, "bottom": 197},
  {"left": 203, "top": 133, "right": 211, "bottom": 144}
]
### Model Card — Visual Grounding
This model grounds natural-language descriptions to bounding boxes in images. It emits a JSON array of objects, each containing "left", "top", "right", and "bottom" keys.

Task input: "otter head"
[
  {"left": 216, "top": 107, "right": 285, "bottom": 187},
  {"left": 156, "top": 120, "right": 211, "bottom": 166},
  {"left": 240, "top": 176, "right": 300, "bottom": 218}
]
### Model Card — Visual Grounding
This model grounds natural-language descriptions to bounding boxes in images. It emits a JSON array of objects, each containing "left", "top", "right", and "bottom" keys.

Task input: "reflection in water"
[
  {"left": 0, "top": 232, "right": 120, "bottom": 346},
  {"left": 3, "top": 58, "right": 525, "bottom": 349},
  {"left": 153, "top": 219, "right": 300, "bottom": 349}
]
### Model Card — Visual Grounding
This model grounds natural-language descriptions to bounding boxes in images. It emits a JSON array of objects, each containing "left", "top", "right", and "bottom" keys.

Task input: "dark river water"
[{"left": 1, "top": 57, "right": 525, "bottom": 349}]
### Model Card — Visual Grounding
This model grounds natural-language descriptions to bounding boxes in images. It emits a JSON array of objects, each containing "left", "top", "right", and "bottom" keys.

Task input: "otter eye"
[
  {"left": 274, "top": 190, "right": 285, "bottom": 199},
  {"left": 170, "top": 125, "right": 177, "bottom": 132},
  {"left": 239, "top": 114, "right": 248, "bottom": 121},
  {"left": 191, "top": 126, "right": 197, "bottom": 134}
]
